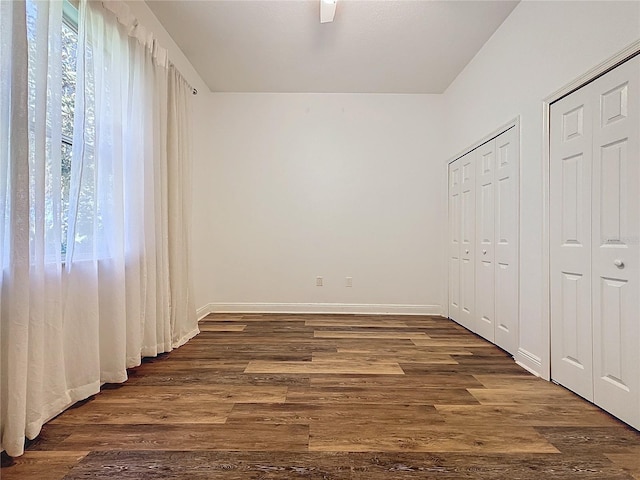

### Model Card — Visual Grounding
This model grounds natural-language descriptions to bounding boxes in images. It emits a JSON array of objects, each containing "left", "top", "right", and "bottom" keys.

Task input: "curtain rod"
[
  {"left": 168, "top": 62, "right": 198, "bottom": 95},
  {"left": 101, "top": 2, "right": 199, "bottom": 96}
]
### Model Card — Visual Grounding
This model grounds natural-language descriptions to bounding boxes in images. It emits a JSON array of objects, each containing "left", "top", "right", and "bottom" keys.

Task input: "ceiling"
[{"left": 145, "top": 0, "right": 519, "bottom": 94}]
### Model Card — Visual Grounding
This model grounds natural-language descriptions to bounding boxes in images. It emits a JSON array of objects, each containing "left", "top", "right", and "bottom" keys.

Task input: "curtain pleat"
[
  {"left": 0, "top": 0, "right": 199, "bottom": 457},
  {"left": 1, "top": 0, "right": 32, "bottom": 458},
  {"left": 168, "top": 65, "right": 197, "bottom": 348}
]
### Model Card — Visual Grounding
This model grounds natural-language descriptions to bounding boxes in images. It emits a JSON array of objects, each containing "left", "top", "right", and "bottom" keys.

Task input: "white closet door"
[
  {"left": 494, "top": 127, "right": 519, "bottom": 354},
  {"left": 591, "top": 56, "right": 640, "bottom": 429},
  {"left": 550, "top": 85, "right": 594, "bottom": 401},
  {"left": 459, "top": 152, "right": 476, "bottom": 331},
  {"left": 475, "top": 140, "right": 496, "bottom": 342},
  {"left": 448, "top": 159, "right": 462, "bottom": 321}
]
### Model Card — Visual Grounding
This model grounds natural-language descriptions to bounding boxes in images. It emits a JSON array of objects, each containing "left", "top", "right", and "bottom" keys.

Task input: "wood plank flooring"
[{"left": 2, "top": 314, "right": 639, "bottom": 479}]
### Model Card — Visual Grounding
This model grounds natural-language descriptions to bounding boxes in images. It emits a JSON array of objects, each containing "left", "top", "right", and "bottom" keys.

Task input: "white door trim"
[
  {"left": 541, "top": 39, "right": 640, "bottom": 381},
  {"left": 446, "top": 117, "right": 521, "bottom": 167}
]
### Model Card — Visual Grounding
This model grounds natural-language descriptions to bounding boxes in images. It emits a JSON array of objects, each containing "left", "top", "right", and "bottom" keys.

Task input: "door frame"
[
  {"left": 445, "top": 116, "right": 521, "bottom": 323},
  {"left": 541, "top": 39, "right": 640, "bottom": 380}
]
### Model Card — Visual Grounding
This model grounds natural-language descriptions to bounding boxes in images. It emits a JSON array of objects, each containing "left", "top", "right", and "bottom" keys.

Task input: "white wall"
[
  {"left": 443, "top": 0, "right": 640, "bottom": 377},
  {"left": 192, "top": 93, "right": 447, "bottom": 315}
]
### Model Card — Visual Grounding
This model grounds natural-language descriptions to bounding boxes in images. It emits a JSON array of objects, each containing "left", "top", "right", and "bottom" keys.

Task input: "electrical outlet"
[
  {"left": 345, "top": 277, "right": 353, "bottom": 287},
  {"left": 316, "top": 276, "right": 323, "bottom": 287}
]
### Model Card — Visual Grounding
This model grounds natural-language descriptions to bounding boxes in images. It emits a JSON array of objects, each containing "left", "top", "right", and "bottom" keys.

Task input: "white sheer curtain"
[
  {"left": 168, "top": 65, "right": 196, "bottom": 347},
  {"left": 0, "top": 0, "right": 198, "bottom": 457}
]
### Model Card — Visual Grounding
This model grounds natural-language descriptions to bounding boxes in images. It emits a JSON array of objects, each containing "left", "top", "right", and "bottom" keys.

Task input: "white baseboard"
[
  {"left": 197, "top": 302, "right": 443, "bottom": 318},
  {"left": 196, "top": 304, "right": 215, "bottom": 320},
  {"left": 515, "top": 347, "right": 543, "bottom": 377}
]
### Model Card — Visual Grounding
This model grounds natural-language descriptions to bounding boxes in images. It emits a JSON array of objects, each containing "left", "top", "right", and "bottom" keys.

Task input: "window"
[
  {"left": 61, "top": 1, "right": 78, "bottom": 255},
  {"left": 25, "top": 0, "right": 78, "bottom": 257}
]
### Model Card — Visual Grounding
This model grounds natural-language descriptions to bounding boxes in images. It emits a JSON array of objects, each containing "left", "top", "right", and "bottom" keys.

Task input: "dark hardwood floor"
[{"left": 3, "top": 314, "right": 639, "bottom": 479}]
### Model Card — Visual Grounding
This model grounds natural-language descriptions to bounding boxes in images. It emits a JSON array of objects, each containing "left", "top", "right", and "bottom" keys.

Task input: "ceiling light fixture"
[{"left": 320, "top": 0, "right": 337, "bottom": 24}]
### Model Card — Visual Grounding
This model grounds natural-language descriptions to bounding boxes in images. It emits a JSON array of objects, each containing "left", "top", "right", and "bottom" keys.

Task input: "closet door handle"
[
  {"left": 614, "top": 259, "right": 624, "bottom": 268},
  {"left": 465, "top": 249, "right": 469, "bottom": 255},
  {"left": 482, "top": 250, "right": 487, "bottom": 255}
]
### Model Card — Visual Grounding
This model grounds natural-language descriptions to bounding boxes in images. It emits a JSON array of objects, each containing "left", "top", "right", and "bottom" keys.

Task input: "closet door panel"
[
  {"left": 591, "top": 55, "right": 640, "bottom": 429},
  {"left": 448, "top": 160, "right": 462, "bottom": 321},
  {"left": 475, "top": 141, "right": 496, "bottom": 342},
  {"left": 494, "top": 127, "right": 519, "bottom": 354},
  {"left": 550, "top": 86, "right": 594, "bottom": 401},
  {"left": 459, "top": 153, "right": 476, "bottom": 331}
]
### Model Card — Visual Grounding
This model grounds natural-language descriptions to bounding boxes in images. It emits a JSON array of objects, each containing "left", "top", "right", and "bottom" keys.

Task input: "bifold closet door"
[
  {"left": 550, "top": 54, "right": 639, "bottom": 429},
  {"left": 448, "top": 159, "right": 462, "bottom": 321},
  {"left": 449, "top": 129, "right": 519, "bottom": 351},
  {"left": 550, "top": 81, "right": 595, "bottom": 401},
  {"left": 475, "top": 140, "right": 496, "bottom": 342},
  {"left": 590, "top": 56, "right": 639, "bottom": 429},
  {"left": 448, "top": 152, "right": 475, "bottom": 331},
  {"left": 459, "top": 152, "right": 476, "bottom": 331},
  {"left": 493, "top": 127, "right": 519, "bottom": 354},
  {"left": 474, "top": 127, "right": 519, "bottom": 353}
]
